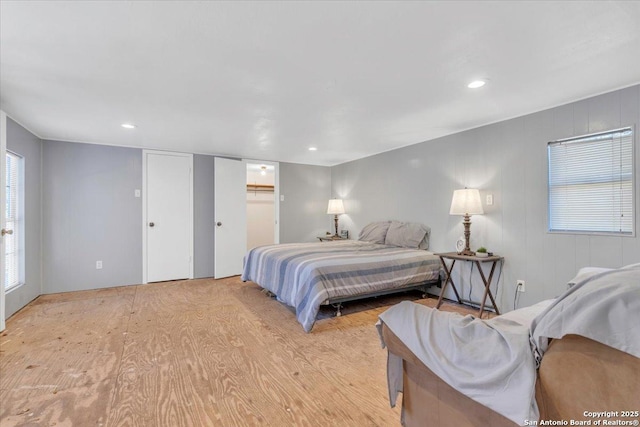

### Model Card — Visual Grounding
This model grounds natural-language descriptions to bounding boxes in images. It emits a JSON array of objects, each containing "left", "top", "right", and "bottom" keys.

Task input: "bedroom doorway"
[
  {"left": 246, "top": 162, "right": 279, "bottom": 250},
  {"left": 213, "top": 159, "right": 279, "bottom": 279}
]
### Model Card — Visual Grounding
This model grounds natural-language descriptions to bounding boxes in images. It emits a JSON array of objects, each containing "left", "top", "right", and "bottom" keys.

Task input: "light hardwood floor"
[{"left": 0, "top": 277, "right": 479, "bottom": 426}]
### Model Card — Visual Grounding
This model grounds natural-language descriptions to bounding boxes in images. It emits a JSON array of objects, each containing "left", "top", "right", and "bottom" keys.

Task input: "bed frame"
[
  {"left": 265, "top": 278, "right": 441, "bottom": 317},
  {"left": 327, "top": 278, "right": 441, "bottom": 316}
]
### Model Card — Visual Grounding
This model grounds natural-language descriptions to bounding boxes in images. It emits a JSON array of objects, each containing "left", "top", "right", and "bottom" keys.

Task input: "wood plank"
[
  {"left": 0, "top": 288, "right": 135, "bottom": 426},
  {"left": 1, "top": 277, "right": 481, "bottom": 426}
]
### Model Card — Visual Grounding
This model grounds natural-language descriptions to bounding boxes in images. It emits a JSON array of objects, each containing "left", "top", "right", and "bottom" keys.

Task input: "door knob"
[
  {"left": 1, "top": 229, "right": 13, "bottom": 236},
  {"left": 216, "top": 222, "right": 222, "bottom": 227},
  {"left": 149, "top": 222, "right": 155, "bottom": 227}
]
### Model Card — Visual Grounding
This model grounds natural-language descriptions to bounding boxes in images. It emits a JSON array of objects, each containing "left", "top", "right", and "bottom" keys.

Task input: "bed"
[{"left": 241, "top": 221, "right": 442, "bottom": 332}]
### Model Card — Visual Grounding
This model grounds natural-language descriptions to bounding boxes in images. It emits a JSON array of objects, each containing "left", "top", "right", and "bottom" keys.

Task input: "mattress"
[{"left": 242, "top": 240, "right": 442, "bottom": 332}]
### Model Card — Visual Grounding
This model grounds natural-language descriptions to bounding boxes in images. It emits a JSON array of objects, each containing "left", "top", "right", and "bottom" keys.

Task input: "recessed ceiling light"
[
  {"left": 308, "top": 147, "right": 318, "bottom": 151},
  {"left": 121, "top": 123, "right": 136, "bottom": 129},
  {"left": 467, "top": 80, "right": 486, "bottom": 89}
]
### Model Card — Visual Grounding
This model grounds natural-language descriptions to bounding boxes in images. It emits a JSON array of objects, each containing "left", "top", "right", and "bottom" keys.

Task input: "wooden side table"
[
  {"left": 317, "top": 235, "right": 346, "bottom": 242},
  {"left": 434, "top": 252, "right": 503, "bottom": 318}
]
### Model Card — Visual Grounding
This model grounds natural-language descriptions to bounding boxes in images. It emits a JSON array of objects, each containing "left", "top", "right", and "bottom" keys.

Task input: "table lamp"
[
  {"left": 450, "top": 189, "right": 484, "bottom": 256},
  {"left": 327, "top": 199, "right": 345, "bottom": 237}
]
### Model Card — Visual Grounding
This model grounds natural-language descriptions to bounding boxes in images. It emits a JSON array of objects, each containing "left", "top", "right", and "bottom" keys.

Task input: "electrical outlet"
[
  {"left": 516, "top": 280, "right": 525, "bottom": 292},
  {"left": 96, "top": 260, "right": 103, "bottom": 270}
]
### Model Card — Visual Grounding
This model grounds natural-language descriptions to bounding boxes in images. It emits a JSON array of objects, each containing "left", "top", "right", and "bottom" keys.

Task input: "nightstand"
[
  {"left": 317, "top": 235, "right": 346, "bottom": 242},
  {"left": 434, "top": 252, "right": 503, "bottom": 318}
]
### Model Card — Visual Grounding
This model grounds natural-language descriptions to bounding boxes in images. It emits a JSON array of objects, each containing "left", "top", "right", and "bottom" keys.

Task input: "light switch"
[
  {"left": 135, "top": 189, "right": 141, "bottom": 198},
  {"left": 280, "top": 195, "right": 285, "bottom": 202},
  {"left": 486, "top": 194, "right": 493, "bottom": 205}
]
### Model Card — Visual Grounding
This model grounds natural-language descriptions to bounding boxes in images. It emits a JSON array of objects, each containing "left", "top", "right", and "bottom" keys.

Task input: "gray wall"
[
  {"left": 331, "top": 84, "right": 640, "bottom": 312},
  {"left": 280, "top": 162, "right": 332, "bottom": 243},
  {"left": 38, "top": 144, "right": 325, "bottom": 292},
  {"left": 194, "top": 154, "right": 215, "bottom": 278},
  {"left": 42, "top": 141, "right": 143, "bottom": 293},
  {"left": 0, "top": 126, "right": 327, "bottom": 305},
  {"left": 40, "top": 145, "right": 221, "bottom": 291},
  {"left": 21, "top": 86, "right": 634, "bottom": 306},
  {"left": 6, "top": 118, "right": 42, "bottom": 317}
]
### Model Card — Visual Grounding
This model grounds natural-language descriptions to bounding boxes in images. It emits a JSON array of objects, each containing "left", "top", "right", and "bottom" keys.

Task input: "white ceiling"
[{"left": 1, "top": 1, "right": 639, "bottom": 167}]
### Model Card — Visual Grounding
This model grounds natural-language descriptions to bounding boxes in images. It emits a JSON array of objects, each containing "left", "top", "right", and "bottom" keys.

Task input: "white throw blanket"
[
  {"left": 378, "top": 263, "right": 640, "bottom": 426},
  {"left": 531, "top": 263, "right": 640, "bottom": 364},
  {"left": 377, "top": 303, "right": 538, "bottom": 425}
]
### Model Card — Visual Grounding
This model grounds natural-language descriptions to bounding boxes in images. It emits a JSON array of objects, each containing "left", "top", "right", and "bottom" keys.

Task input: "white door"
[
  {"left": 214, "top": 157, "right": 246, "bottom": 278},
  {"left": 143, "top": 150, "right": 193, "bottom": 283},
  {"left": 0, "top": 112, "right": 7, "bottom": 331}
]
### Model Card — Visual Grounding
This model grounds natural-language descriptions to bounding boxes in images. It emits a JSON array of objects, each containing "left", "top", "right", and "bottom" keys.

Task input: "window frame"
[
  {"left": 5, "top": 150, "right": 25, "bottom": 292},
  {"left": 546, "top": 126, "right": 636, "bottom": 237}
]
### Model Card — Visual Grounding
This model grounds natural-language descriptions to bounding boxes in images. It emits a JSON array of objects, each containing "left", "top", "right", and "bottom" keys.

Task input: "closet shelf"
[{"left": 247, "top": 184, "right": 274, "bottom": 193}]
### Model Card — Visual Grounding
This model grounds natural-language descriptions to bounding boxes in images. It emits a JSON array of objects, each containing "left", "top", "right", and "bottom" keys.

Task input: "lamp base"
[{"left": 462, "top": 214, "right": 474, "bottom": 255}]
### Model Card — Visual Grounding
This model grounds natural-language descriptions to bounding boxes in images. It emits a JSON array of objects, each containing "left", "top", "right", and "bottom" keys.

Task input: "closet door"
[
  {"left": 214, "top": 157, "right": 246, "bottom": 278},
  {"left": 143, "top": 150, "right": 193, "bottom": 283}
]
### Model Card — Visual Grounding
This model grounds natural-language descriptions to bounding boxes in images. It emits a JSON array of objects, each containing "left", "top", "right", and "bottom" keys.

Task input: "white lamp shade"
[
  {"left": 449, "top": 189, "right": 484, "bottom": 215},
  {"left": 327, "top": 199, "right": 345, "bottom": 215}
]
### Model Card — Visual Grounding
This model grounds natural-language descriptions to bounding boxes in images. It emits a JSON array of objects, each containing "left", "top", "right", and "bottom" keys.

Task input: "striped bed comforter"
[{"left": 241, "top": 240, "right": 442, "bottom": 332}]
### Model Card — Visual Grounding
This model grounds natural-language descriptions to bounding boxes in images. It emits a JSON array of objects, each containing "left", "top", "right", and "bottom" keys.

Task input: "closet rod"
[{"left": 247, "top": 184, "right": 274, "bottom": 193}]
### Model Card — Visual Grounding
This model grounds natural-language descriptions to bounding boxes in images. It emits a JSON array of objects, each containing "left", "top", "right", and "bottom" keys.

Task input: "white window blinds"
[
  {"left": 548, "top": 127, "right": 634, "bottom": 235},
  {"left": 5, "top": 151, "right": 22, "bottom": 290}
]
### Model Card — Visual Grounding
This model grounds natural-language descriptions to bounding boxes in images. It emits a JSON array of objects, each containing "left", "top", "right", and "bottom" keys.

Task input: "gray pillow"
[
  {"left": 385, "top": 221, "right": 430, "bottom": 249},
  {"left": 358, "top": 221, "right": 391, "bottom": 244},
  {"left": 418, "top": 227, "right": 431, "bottom": 250}
]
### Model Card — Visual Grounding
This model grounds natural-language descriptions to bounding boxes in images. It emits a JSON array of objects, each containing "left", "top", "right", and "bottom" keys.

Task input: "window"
[
  {"left": 5, "top": 151, "right": 23, "bottom": 291},
  {"left": 548, "top": 127, "right": 634, "bottom": 235}
]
